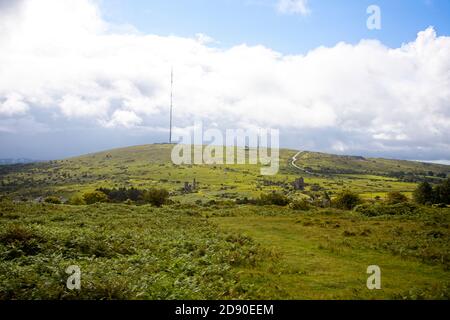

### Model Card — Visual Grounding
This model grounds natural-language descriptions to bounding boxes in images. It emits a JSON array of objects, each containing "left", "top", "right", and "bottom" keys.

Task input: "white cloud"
[
  {"left": 59, "top": 95, "right": 109, "bottom": 119},
  {"left": 277, "top": 0, "right": 310, "bottom": 15},
  {"left": 195, "top": 33, "right": 217, "bottom": 45},
  {"left": 103, "top": 110, "right": 142, "bottom": 128},
  {"left": 0, "top": 0, "right": 449, "bottom": 159},
  {"left": 0, "top": 93, "right": 29, "bottom": 116}
]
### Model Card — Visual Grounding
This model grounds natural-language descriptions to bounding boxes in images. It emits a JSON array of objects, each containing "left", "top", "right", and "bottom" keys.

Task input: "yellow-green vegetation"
[
  {"left": 0, "top": 144, "right": 449, "bottom": 300},
  {"left": 294, "top": 151, "right": 449, "bottom": 177},
  {"left": 2, "top": 144, "right": 447, "bottom": 203},
  {"left": 212, "top": 206, "right": 450, "bottom": 299},
  {"left": 0, "top": 200, "right": 270, "bottom": 299},
  {"left": 0, "top": 199, "right": 448, "bottom": 300}
]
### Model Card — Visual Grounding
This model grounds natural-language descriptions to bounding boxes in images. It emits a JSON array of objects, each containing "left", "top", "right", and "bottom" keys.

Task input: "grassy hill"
[
  {"left": 0, "top": 144, "right": 449, "bottom": 300},
  {"left": 1, "top": 144, "right": 448, "bottom": 201},
  {"left": 294, "top": 151, "right": 449, "bottom": 177}
]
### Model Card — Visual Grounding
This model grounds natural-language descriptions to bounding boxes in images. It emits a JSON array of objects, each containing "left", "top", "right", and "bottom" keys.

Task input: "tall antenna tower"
[{"left": 169, "top": 67, "right": 173, "bottom": 144}]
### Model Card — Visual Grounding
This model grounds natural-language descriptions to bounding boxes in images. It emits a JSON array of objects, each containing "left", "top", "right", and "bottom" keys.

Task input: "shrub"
[
  {"left": 354, "top": 202, "right": 419, "bottom": 217},
  {"left": 385, "top": 191, "right": 408, "bottom": 205},
  {"left": 333, "top": 191, "right": 361, "bottom": 210},
  {"left": 0, "top": 224, "right": 46, "bottom": 257},
  {"left": 44, "top": 196, "right": 61, "bottom": 204},
  {"left": 354, "top": 203, "right": 379, "bottom": 217},
  {"left": 68, "top": 195, "right": 86, "bottom": 205},
  {"left": 83, "top": 191, "right": 109, "bottom": 205},
  {"left": 0, "top": 225, "right": 37, "bottom": 244},
  {"left": 141, "top": 188, "right": 169, "bottom": 207},
  {"left": 289, "top": 199, "right": 312, "bottom": 211},
  {"left": 258, "top": 192, "right": 290, "bottom": 206}
]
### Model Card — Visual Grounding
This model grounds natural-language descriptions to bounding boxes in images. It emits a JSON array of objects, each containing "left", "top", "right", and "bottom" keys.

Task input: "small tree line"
[{"left": 43, "top": 187, "right": 170, "bottom": 207}]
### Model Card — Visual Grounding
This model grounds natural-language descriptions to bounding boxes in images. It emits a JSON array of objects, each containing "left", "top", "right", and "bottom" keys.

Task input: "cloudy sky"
[{"left": 0, "top": 0, "right": 449, "bottom": 161}]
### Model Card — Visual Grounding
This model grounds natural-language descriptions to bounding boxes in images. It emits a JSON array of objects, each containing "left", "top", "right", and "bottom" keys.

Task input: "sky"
[{"left": 0, "top": 0, "right": 449, "bottom": 161}]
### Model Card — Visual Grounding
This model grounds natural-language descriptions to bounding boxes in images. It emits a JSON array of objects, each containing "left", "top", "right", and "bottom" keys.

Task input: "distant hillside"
[
  {"left": 0, "top": 144, "right": 448, "bottom": 200},
  {"left": 66, "top": 145, "right": 449, "bottom": 177},
  {"left": 0, "top": 158, "right": 37, "bottom": 165},
  {"left": 294, "top": 151, "right": 449, "bottom": 178}
]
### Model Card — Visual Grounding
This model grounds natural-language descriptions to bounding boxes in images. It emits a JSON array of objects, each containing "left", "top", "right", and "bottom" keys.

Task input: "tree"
[
  {"left": 333, "top": 191, "right": 361, "bottom": 210},
  {"left": 385, "top": 191, "right": 408, "bottom": 205},
  {"left": 413, "top": 182, "right": 433, "bottom": 205},
  {"left": 433, "top": 178, "right": 450, "bottom": 205},
  {"left": 83, "top": 191, "right": 108, "bottom": 205}
]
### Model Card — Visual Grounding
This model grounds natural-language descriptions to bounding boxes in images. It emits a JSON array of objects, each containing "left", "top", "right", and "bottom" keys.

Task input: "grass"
[
  {"left": 212, "top": 209, "right": 450, "bottom": 299},
  {"left": 2, "top": 144, "right": 445, "bottom": 204},
  {"left": 0, "top": 199, "right": 448, "bottom": 300},
  {"left": 0, "top": 144, "right": 449, "bottom": 300},
  {"left": 294, "top": 151, "right": 449, "bottom": 176}
]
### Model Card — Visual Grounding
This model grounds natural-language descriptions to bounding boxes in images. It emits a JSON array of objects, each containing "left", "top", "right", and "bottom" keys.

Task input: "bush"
[
  {"left": 83, "top": 191, "right": 109, "bottom": 205},
  {"left": 44, "top": 196, "right": 61, "bottom": 204},
  {"left": 97, "top": 187, "right": 145, "bottom": 203},
  {"left": 333, "top": 191, "right": 361, "bottom": 210},
  {"left": 96, "top": 187, "right": 170, "bottom": 206},
  {"left": 0, "top": 224, "right": 46, "bottom": 257},
  {"left": 68, "top": 195, "right": 86, "bottom": 205},
  {"left": 0, "top": 225, "right": 38, "bottom": 244},
  {"left": 141, "top": 188, "right": 169, "bottom": 207},
  {"left": 354, "top": 202, "right": 419, "bottom": 217},
  {"left": 258, "top": 192, "right": 290, "bottom": 206},
  {"left": 385, "top": 191, "right": 408, "bottom": 205},
  {"left": 289, "top": 199, "right": 312, "bottom": 211}
]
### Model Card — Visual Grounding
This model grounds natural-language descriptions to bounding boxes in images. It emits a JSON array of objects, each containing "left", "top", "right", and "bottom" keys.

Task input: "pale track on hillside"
[{"left": 291, "top": 151, "right": 317, "bottom": 176}]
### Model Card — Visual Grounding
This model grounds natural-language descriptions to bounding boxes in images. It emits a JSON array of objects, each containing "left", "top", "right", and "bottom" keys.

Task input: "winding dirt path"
[{"left": 291, "top": 151, "right": 316, "bottom": 175}]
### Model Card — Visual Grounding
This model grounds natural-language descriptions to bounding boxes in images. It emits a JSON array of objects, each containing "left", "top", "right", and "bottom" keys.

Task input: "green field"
[{"left": 0, "top": 144, "right": 449, "bottom": 299}]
